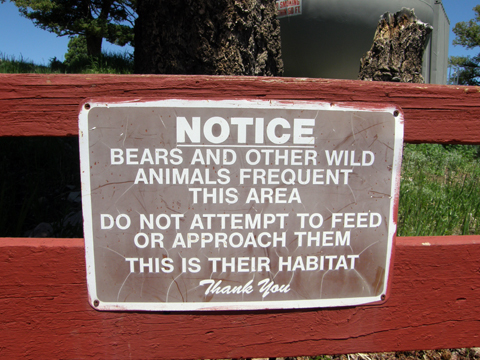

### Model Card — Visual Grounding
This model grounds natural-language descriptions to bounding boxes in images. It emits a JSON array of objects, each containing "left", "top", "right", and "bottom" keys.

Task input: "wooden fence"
[{"left": 1, "top": 74, "right": 479, "bottom": 359}]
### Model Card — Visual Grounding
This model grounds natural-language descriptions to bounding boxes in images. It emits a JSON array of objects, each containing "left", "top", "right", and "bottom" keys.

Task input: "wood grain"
[
  {"left": 1, "top": 74, "right": 480, "bottom": 144},
  {"left": 0, "top": 236, "right": 479, "bottom": 359}
]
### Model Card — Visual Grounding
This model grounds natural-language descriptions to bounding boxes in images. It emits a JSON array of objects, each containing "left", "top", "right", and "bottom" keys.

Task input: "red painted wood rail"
[
  {"left": 1, "top": 74, "right": 480, "bottom": 359},
  {"left": 1, "top": 74, "right": 480, "bottom": 143}
]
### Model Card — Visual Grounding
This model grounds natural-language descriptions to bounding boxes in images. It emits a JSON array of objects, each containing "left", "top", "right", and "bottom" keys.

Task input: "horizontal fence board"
[
  {"left": 0, "top": 236, "right": 479, "bottom": 359},
  {"left": 1, "top": 74, "right": 480, "bottom": 144}
]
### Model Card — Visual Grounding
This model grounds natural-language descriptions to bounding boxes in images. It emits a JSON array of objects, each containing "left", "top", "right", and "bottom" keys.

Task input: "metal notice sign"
[{"left": 79, "top": 99, "right": 403, "bottom": 311}]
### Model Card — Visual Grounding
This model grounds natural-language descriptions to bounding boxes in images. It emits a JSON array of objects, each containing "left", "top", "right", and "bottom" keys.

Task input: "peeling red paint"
[{"left": 0, "top": 74, "right": 479, "bottom": 144}]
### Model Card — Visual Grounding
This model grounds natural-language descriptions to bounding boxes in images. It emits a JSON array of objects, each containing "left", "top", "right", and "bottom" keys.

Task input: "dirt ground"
[{"left": 244, "top": 349, "right": 480, "bottom": 360}]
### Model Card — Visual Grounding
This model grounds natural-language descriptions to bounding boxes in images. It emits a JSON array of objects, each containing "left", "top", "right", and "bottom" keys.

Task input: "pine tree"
[
  {"left": 451, "top": 5, "right": 480, "bottom": 85},
  {"left": 3, "top": 0, "right": 136, "bottom": 56}
]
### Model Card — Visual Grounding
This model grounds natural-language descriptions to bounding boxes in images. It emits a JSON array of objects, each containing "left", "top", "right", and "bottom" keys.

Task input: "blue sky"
[{"left": 0, "top": 0, "right": 479, "bottom": 65}]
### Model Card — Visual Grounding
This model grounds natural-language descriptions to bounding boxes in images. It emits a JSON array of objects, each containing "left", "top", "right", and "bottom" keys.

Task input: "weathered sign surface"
[
  {"left": 79, "top": 99, "right": 403, "bottom": 311},
  {"left": 276, "top": 0, "right": 302, "bottom": 18}
]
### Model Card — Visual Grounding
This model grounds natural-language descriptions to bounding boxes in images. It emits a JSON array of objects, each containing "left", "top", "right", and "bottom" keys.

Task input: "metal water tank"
[{"left": 278, "top": 0, "right": 450, "bottom": 84}]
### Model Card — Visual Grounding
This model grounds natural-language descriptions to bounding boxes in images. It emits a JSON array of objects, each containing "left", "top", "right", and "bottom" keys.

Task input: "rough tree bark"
[
  {"left": 358, "top": 8, "right": 432, "bottom": 83},
  {"left": 134, "top": 0, "right": 283, "bottom": 76}
]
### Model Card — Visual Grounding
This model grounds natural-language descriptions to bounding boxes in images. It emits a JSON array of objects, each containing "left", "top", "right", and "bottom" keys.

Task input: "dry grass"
[{"left": 240, "top": 348, "right": 480, "bottom": 360}]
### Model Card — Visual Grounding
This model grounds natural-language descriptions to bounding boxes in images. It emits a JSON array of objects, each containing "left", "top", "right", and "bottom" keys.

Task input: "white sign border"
[{"left": 79, "top": 98, "right": 404, "bottom": 312}]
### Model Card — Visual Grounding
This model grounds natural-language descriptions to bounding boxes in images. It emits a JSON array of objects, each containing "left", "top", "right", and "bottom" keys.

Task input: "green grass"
[
  {"left": 62, "top": 51, "right": 134, "bottom": 74},
  {"left": 0, "top": 51, "right": 133, "bottom": 74},
  {"left": 0, "top": 53, "right": 56, "bottom": 74},
  {"left": 397, "top": 144, "right": 480, "bottom": 236}
]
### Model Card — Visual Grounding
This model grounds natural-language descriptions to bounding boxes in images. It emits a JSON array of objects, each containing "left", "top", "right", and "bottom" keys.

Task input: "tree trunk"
[
  {"left": 86, "top": 35, "right": 103, "bottom": 57},
  {"left": 134, "top": 0, "right": 283, "bottom": 76},
  {"left": 358, "top": 8, "right": 432, "bottom": 83}
]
